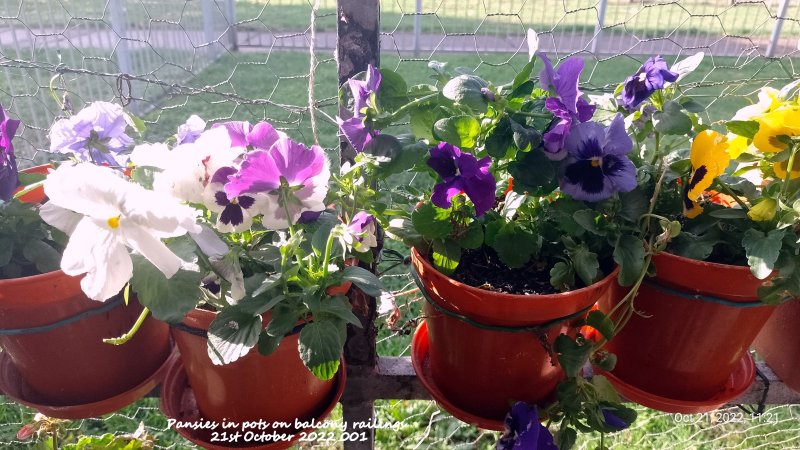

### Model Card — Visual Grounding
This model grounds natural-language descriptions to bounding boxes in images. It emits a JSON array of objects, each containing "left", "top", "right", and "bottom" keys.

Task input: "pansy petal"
[
  {"left": 431, "top": 178, "right": 463, "bottom": 210},
  {"left": 225, "top": 150, "right": 282, "bottom": 198},
  {"left": 122, "top": 223, "right": 183, "bottom": 278},
  {"left": 561, "top": 157, "right": 615, "bottom": 202},
  {"left": 603, "top": 114, "right": 633, "bottom": 156},
  {"left": 427, "top": 142, "right": 460, "bottom": 179},
  {"left": 190, "top": 225, "right": 228, "bottom": 258},
  {"left": 337, "top": 116, "right": 373, "bottom": 152},
  {"left": 247, "top": 121, "right": 282, "bottom": 150},
  {"left": 39, "top": 203, "right": 82, "bottom": 235},
  {"left": 603, "top": 154, "right": 637, "bottom": 193},
  {"left": 269, "top": 139, "right": 329, "bottom": 186},
  {"left": 214, "top": 121, "right": 251, "bottom": 147},
  {"left": 564, "top": 121, "right": 605, "bottom": 159}
]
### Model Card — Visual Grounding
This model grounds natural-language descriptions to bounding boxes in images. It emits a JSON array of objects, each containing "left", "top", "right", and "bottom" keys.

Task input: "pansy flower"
[
  {"left": 213, "top": 120, "right": 284, "bottom": 150},
  {"left": 752, "top": 107, "right": 800, "bottom": 154},
  {"left": 224, "top": 135, "right": 330, "bottom": 229},
  {"left": 600, "top": 407, "right": 630, "bottom": 430},
  {"left": 683, "top": 130, "right": 730, "bottom": 219},
  {"left": 40, "top": 163, "right": 200, "bottom": 301},
  {"left": 49, "top": 102, "right": 134, "bottom": 167},
  {"left": 175, "top": 115, "right": 206, "bottom": 145},
  {"left": 202, "top": 167, "right": 267, "bottom": 233},
  {"left": 343, "top": 211, "right": 378, "bottom": 254},
  {"left": 496, "top": 402, "right": 557, "bottom": 450},
  {"left": 0, "top": 105, "right": 21, "bottom": 201},
  {"left": 538, "top": 53, "right": 596, "bottom": 159},
  {"left": 559, "top": 114, "right": 636, "bottom": 202},
  {"left": 336, "top": 64, "right": 382, "bottom": 152},
  {"left": 426, "top": 142, "right": 496, "bottom": 216},
  {"left": 620, "top": 56, "right": 679, "bottom": 110}
]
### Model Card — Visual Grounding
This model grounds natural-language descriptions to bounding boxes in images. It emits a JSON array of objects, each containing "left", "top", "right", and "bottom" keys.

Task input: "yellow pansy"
[
  {"left": 726, "top": 133, "right": 750, "bottom": 159},
  {"left": 682, "top": 197, "right": 704, "bottom": 219},
  {"left": 752, "top": 107, "right": 800, "bottom": 154},
  {"left": 732, "top": 87, "right": 783, "bottom": 120},
  {"left": 747, "top": 198, "right": 778, "bottom": 222},
  {"left": 687, "top": 130, "right": 730, "bottom": 200},
  {"left": 774, "top": 154, "right": 800, "bottom": 180}
]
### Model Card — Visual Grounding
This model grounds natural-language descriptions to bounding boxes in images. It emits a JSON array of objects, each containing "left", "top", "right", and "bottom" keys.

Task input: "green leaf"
[
  {"left": 375, "top": 141, "right": 429, "bottom": 177},
  {"left": 573, "top": 210, "right": 605, "bottom": 236},
  {"left": 679, "top": 97, "right": 706, "bottom": 113},
  {"left": 586, "top": 310, "right": 615, "bottom": 341},
  {"left": 410, "top": 108, "right": 437, "bottom": 142},
  {"left": 619, "top": 188, "right": 649, "bottom": 223},
  {"left": 342, "top": 266, "right": 384, "bottom": 297},
  {"left": 0, "top": 238, "right": 13, "bottom": 267},
  {"left": 257, "top": 330, "right": 283, "bottom": 356},
  {"left": 298, "top": 321, "right": 344, "bottom": 380},
  {"left": 251, "top": 273, "right": 283, "bottom": 299},
  {"left": 510, "top": 118, "right": 542, "bottom": 151},
  {"left": 459, "top": 222, "right": 484, "bottom": 249},
  {"left": 318, "top": 295, "right": 361, "bottom": 327},
  {"left": 363, "top": 134, "right": 404, "bottom": 160},
  {"left": 442, "top": 74, "right": 489, "bottom": 113},
  {"left": 411, "top": 202, "right": 453, "bottom": 240},
  {"left": 431, "top": 238, "right": 461, "bottom": 275},
  {"left": 21, "top": 239, "right": 61, "bottom": 274},
  {"left": 554, "top": 334, "right": 592, "bottom": 377},
  {"left": 376, "top": 68, "right": 409, "bottom": 111},
  {"left": 592, "top": 374, "right": 621, "bottom": 403},
  {"left": 513, "top": 60, "right": 535, "bottom": 90},
  {"left": 433, "top": 115, "right": 481, "bottom": 148},
  {"left": 555, "top": 427, "right": 578, "bottom": 450},
  {"left": 508, "top": 148, "right": 558, "bottom": 195},
  {"left": 130, "top": 114, "right": 147, "bottom": 134},
  {"left": 130, "top": 256, "right": 202, "bottom": 323},
  {"left": 485, "top": 116, "right": 514, "bottom": 158},
  {"left": 654, "top": 101, "right": 692, "bottom": 135},
  {"left": 726, "top": 120, "right": 760, "bottom": 139},
  {"left": 550, "top": 261, "right": 576, "bottom": 291},
  {"left": 386, "top": 217, "right": 426, "bottom": 248},
  {"left": 207, "top": 307, "right": 262, "bottom": 365},
  {"left": 265, "top": 306, "right": 300, "bottom": 337},
  {"left": 613, "top": 235, "right": 646, "bottom": 286},
  {"left": 743, "top": 229, "right": 784, "bottom": 279},
  {"left": 568, "top": 244, "right": 600, "bottom": 286},
  {"left": 491, "top": 223, "right": 540, "bottom": 269},
  {"left": 708, "top": 208, "right": 748, "bottom": 219}
]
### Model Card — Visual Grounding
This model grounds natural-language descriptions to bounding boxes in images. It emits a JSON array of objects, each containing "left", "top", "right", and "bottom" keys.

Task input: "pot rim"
[
  {"left": 656, "top": 250, "right": 753, "bottom": 274},
  {"left": 411, "top": 246, "right": 620, "bottom": 301}
]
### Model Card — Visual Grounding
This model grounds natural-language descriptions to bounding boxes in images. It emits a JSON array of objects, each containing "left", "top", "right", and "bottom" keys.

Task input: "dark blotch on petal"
[
  {"left": 687, "top": 165, "right": 708, "bottom": 193},
  {"left": 214, "top": 191, "right": 230, "bottom": 207},
  {"left": 565, "top": 159, "right": 606, "bottom": 195},
  {"left": 237, "top": 195, "right": 256, "bottom": 210},
  {"left": 220, "top": 203, "right": 244, "bottom": 226}
]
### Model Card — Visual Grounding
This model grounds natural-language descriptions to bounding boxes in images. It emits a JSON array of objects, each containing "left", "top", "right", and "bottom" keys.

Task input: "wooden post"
[{"left": 337, "top": 1, "right": 380, "bottom": 449}]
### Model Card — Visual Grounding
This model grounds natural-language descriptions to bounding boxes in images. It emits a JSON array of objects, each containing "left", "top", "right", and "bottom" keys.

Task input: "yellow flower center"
[
  {"left": 107, "top": 216, "right": 121, "bottom": 229},
  {"left": 591, "top": 158, "right": 602, "bottom": 168}
]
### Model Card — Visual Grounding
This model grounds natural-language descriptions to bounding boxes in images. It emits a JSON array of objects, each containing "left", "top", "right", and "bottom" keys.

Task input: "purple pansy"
[
  {"left": 213, "top": 120, "right": 283, "bottom": 150},
  {"left": 49, "top": 101, "right": 133, "bottom": 167},
  {"left": 0, "top": 105, "right": 21, "bottom": 201},
  {"left": 346, "top": 211, "right": 378, "bottom": 253},
  {"left": 560, "top": 114, "right": 636, "bottom": 202},
  {"left": 202, "top": 167, "right": 264, "bottom": 233},
  {"left": 620, "top": 55, "right": 679, "bottom": 110},
  {"left": 601, "top": 408, "right": 630, "bottom": 430},
  {"left": 176, "top": 115, "right": 206, "bottom": 145},
  {"left": 336, "top": 64, "right": 381, "bottom": 153},
  {"left": 538, "top": 53, "right": 596, "bottom": 159},
  {"left": 427, "top": 142, "right": 496, "bottom": 217},
  {"left": 224, "top": 135, "right": 330, "bottom": 229},
  {"left": 496, "top": 402, "right": 557, "bottom": 450}
]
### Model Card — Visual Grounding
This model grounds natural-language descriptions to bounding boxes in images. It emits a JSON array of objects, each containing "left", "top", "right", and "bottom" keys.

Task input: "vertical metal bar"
[
  {"left": 766, "top": 0, "right": 790, "bottom": 57},
  {"left": 201, "top": 0, "right": 218, "bottom": 61},
  {"left": 413, "top": 0, "right": 421, "bottom": 57},
  {"left": 224, "top": 0, "right": 238, "bottom": 51},
  {"left": 109, "top": 0, "right": 132, "bottom": 74},
  {"left": 337, "top": 0, "right": 380, "bottom": 449},
  {"left": 591, "top": 0, "right": 608, "bottom": 55}
]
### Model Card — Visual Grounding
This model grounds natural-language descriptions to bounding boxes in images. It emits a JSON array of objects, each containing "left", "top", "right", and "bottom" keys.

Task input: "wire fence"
[{"left": 1, "top": 0, "right": 800, "bottom": 448}]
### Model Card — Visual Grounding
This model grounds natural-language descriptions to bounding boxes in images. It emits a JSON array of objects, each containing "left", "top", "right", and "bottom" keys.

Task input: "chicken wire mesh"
[{"left": 1, "top": 0, "right": 800, "bottom": 448}]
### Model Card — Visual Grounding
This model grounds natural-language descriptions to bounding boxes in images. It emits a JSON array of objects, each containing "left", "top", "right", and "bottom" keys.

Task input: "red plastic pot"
[
  {"left": 600, "top": 252, "right": 776, "bottom": 406},
  {"left": 754, "top": 298, "right": 800, "bottom": 393},
  {"left": 16, "top": 164, "right": 51, "bottom": 204},
  {"left": 170, "top": 308, "right": 340, "bottom": 433},
  {"left": 0, "top": 270, "right": 172, "bottom": 409},
  {"left": 410, "top": 247, "right": 619, "bottom": 424}
]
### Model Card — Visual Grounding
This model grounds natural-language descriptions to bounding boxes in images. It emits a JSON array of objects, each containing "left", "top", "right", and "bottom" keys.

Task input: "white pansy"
[
  {"left": 130, "top": 127, "right": 239, "bottom": 203},
  {"left": 41, "top": 163, "right": 201, "bottom": 301}
]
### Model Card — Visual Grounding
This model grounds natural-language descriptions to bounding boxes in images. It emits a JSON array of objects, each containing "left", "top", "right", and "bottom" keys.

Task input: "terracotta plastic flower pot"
[
  {"left": 16, "top": 164, "right": 51, "bottom": 204},
  {"left": 0, "top": 270, "right": 172, "bottom": 409},
  {"left": 169, "top": 308, "right": 340, "bottom": 437},
  {"left": 410, "top": 247, "right": 619, "bottom": 425},
  {"left": 754, "top": 298, "right": 800, "bottom": 393},
  {"left": 599, "top": 252, "right": 776, "bottom": 408}
]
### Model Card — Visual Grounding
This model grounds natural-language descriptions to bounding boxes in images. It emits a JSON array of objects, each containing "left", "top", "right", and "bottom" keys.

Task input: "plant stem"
[
  {"left": 513, "top": 110, "right": 552, "bottom": 119},
  {"left": 320, "top": 231, "right": 336, "bottom": 284},
  {"left": 715, "top": 179, "right": 750, "bottom": 212},
  {"left": 378, "top": 93, "right": 439, "bottom": 125},
  {"left": 103, "top": 307, "right": 150, "bottom": 345},
  {"left": 780, "top": 142, "right": 798, "bottom": 201}
]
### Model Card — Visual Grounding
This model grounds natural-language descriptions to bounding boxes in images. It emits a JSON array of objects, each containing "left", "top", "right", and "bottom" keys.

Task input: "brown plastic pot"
[
  {"left": 410, "top": 247, "right": 619, "bottom": 424},
  {"left": 600, "top": 252, "right": 776, "bottom": 404},
  {"left": 170, "top": 308, "right": 339, "bottom": 427},
  {"left": 754, "top": 298, "right": 800, "bottom": 393},
  {"left": 0, "top": 270, "right": 172, "bottom": 408}
]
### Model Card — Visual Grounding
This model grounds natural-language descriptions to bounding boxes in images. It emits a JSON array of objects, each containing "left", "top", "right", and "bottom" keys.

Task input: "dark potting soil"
[{"left": 451, "top": 246, "right": 613, "bottom": 295}]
